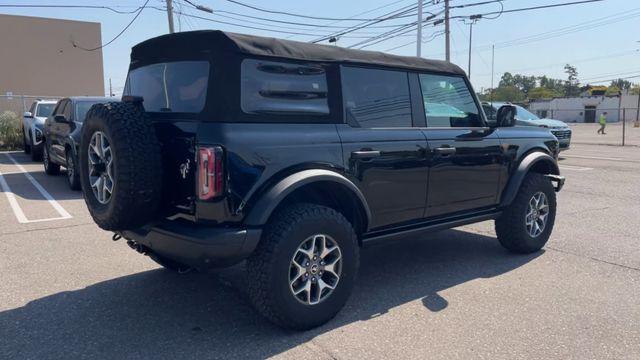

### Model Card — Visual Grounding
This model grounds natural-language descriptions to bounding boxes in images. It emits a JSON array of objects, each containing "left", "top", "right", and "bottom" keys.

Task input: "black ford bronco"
[{"left": 79, "top": 31, "right": 564, "bottom": 330}]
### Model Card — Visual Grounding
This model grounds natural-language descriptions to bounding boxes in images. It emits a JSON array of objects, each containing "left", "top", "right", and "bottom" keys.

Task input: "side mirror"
[
  {"left": 54, "top": 114, "right": 68, "bottom": 123},
  {"left": 496, "top": 105, "right": 517, "bottom": 127},
  {"left": 23, "top": 111, "right": 33, "bottom": 118}
]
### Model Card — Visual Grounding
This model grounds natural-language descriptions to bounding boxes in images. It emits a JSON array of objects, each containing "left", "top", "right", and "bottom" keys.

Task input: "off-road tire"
[
  {"left": 79, "top": 102, "right": 162, "bottom": 231},
  {"left": 148, "top": 253, "right": 192, "bottom": 273},
  {"left": 246, "top": 203, "right": 359, "bottom": 330},
  {"left": 66, "top": 149, "right": 81, "bottom": 191},
  {"left": 42, "top": 144, "right": 59, "bottom": 175},
  {"left": 495, "top": 173, "right": 557, "bottom": 254},
  {"left": 23, "top": 128, "right": 31, "bottom": 154}
]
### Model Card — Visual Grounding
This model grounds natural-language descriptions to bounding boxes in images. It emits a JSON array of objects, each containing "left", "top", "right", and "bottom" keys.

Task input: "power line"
[
  {"left": 179, "top": 0, "right": 416, "bottom": 29},
  {"left": 385, "top": 30, "right": 445, "bottom": 52},
  {"left": 221, "top": 0, "right": 416, "bottom": 21},
  {"left": 0, "top": 4, "right": 147, "bottom": 14},
  {"left": 172, "top": 8, "right": 414, "bottom": 38},
  {"left": 311, "top": 2, "right": 434, "bottom": 44},
  {"left": 586, "top": 74, "right": 640, "bottom": 84},
  {"left": 451, "top": 0, "right": 605, "bottom": 20},
  {"left": 72, "top": 0, "right": 150, "bottom": 51}
]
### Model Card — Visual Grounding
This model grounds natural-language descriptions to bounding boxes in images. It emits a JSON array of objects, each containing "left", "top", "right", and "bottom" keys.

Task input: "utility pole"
[
  {"left": 417, "top": 0, "right": 423, "bottom": 57},
  {"left": 466, "top": 15, "right": 481, "bottom": 79},
  {"left": 444, "top": 0, "right": 450, "bottom": 62},
  {"left": 166, "top": 0, "right": 175, "bottom": 34},
  {"left": 490, "top": 44, "right": 495, "bottom": 105},
  {"left": 109, "top": 78, "right": 114, "bottom": 97},
  {"left": 467, "top": 21, "right": 473, "bottom": 77}
]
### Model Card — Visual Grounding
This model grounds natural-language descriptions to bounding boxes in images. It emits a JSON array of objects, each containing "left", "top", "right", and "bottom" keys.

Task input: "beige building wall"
[{"left": 0, "top": 14, "right": 104, "bottom": 97}]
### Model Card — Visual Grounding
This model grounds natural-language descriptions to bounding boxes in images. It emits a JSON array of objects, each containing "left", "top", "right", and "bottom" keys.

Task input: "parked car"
[
  {"left": 22, "top": 99, "right": 57, "bottom": 160},
  {"left": 482, "top": 102, "right": 572, "bottom": 150},
  {"left": 42, "top": 97, "right": 113, "bottom": 190},
  {"left": 78, "top": 31, "right": 564, "bottom": 330}
]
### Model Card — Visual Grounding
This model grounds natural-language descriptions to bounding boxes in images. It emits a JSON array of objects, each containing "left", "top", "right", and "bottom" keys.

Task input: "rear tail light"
[{"left": 197, "top": 146, "right": 224, "bottom": 200}]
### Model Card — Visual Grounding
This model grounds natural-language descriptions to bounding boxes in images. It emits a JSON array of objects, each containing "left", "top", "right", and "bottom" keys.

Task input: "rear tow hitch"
[
  {"left": 127, "top": 239, "right": 150, "bottom": 254},
  {"left": 545, "top": 174, "right": 565, "bottom": 192}
]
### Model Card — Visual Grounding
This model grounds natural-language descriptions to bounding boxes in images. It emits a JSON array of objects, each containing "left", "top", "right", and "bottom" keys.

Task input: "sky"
[{"left": 1, "top": 0, "right": 638, "bottom": 96}]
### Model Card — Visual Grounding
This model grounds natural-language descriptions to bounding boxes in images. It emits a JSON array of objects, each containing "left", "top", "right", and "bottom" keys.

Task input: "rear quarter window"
[
  {"left": 124, "top": 61, "right": 209, "bottom": 113},
  {"left": 241, "top": 59, "right": 330, "bottom": 116}
]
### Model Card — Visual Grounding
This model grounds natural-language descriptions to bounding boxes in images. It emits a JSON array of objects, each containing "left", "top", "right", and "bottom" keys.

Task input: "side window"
[
  {"left": 482, "top": 104, "right": 496, "bottom": 120},
  {"left": 419, "top": 74, "right": 483, "bottom": 128},
  {"left": 341, "top": 66, "right": 412, "bottom": 128},
  {"left": 63, "top": 101, "right": 72, "bottom": 119},
  {"left": 29, "top": 102, "right": 37, "bottom": 114},
  {"left": 241, "top": 59, "right": 329, "bottom": 116},
  {"left": 53, "top": 100, "right": 66, "bottom": 116}
]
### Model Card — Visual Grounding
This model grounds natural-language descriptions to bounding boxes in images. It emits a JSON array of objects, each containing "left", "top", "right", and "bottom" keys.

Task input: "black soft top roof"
[{"left": 130, "top": 30, "right": 465, "bottom": 75}]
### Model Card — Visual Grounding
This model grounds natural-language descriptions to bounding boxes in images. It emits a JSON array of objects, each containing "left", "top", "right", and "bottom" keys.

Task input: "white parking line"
[
  {"left": 0, "top": 153, "right": 72, "bottom": 223},
  {"left": 559, "top": 165, "right": 593, "bottom": 171},
  {"left": 563, "top": 154, "right": 634, "bottom": 162},
  {"left": 0, "top": 168, "right": 29, "bottom": 223}
]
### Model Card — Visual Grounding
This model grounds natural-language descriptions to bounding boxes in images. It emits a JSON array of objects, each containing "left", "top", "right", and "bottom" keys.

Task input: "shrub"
[{"left": 0, "top": 111, "right": 23, "bottom": 150}]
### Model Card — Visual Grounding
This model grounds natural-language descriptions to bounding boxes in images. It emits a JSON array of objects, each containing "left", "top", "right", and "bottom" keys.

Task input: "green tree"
[
  {"left": 528, "top": 87, "right": 562, "bottom": 100},
  {"left": 564, "top": 64, "right": 580, "bottom": 96},
  {"left": 605, "top": 85, "right": 621, "bottom": 96},
  {"left": 610, "top": 78, "right": 633, "bottom": 90},
  {"left": 491, "top": 85, "right": 526, "bottom": 102}
]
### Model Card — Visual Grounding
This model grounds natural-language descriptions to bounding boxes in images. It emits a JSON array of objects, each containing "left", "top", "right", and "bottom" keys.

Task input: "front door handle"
[
  {"left": 434, "top": 147, "right": 456, "bottom": 156},
  {"left": 351, "top": 150, "right": 381, "bottom": 159}
]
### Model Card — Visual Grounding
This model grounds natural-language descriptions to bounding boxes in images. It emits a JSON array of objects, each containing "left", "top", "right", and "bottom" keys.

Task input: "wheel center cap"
[{"left": 310, "top": 264, "right": 319, "bottom": 274}]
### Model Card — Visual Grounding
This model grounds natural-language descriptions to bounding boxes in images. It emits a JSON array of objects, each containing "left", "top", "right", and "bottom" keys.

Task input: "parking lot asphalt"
[{"left": 1, "top": 144, "right": 639, "bottom": 360}]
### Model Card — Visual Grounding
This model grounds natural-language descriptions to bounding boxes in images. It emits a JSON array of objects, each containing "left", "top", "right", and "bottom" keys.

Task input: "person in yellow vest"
[{"left": 597, "top": 112, "right": 607, "bottom": 135}]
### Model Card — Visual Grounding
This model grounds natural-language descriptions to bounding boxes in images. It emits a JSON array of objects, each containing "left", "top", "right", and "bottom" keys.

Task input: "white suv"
[{"left": 23, "top": 99, "right": 57, "bottom": 160}]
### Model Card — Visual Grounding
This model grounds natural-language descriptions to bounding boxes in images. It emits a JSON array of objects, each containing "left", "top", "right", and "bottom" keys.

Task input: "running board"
[{"left": 361, "top": 211, "right": 502, "bottom": 247}]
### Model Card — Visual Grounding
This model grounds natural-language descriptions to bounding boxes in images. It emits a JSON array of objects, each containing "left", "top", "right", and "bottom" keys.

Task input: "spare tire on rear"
[{"left": 79, "top": 102, "right": 163, "bottom": 231}]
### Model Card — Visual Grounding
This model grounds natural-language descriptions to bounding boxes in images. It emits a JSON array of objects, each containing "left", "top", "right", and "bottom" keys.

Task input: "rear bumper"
[{"left": 121, "top": 219, "right": 262, "bottom": 269}]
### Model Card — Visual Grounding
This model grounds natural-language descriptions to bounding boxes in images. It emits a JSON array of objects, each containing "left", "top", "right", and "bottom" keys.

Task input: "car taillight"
[{"left": 198, "top": 146, "right": 224, "bottom": 200}]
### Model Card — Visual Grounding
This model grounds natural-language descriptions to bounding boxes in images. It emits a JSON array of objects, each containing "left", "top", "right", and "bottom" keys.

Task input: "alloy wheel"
[
  {"left": 88, "top": 131, "right": 114, "bottom": 204},
  {"left": 289, "top": 234, "right": 342, "bottom": 305},
  {"left": 525, "top": 191, "right": 549, "bottom": 238}
]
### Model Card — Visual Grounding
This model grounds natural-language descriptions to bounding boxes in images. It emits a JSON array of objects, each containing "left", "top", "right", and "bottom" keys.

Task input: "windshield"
[
  {"left": 36, "top": 103, "right": 55, "bottom": 117},
  {"left": 75, "top": 101, "right": 103, "bottom": 122},
  {"left": 124, "top": 61, "right": 209, "bottom": 113},
  {"left": 516, "top": 105, "right": 540, "bottom": 120}
]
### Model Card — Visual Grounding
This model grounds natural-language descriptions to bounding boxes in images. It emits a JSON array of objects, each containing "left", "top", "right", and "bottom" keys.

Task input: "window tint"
[
  {"left": 62, "top": 101, "right": 72, "bottom": 119},
  {"left": 75, "top": 101, "right": 102, "bottom": 122},
  {"left": 341, "top": 67, "right": 412, "bottom": 128},
  {"left": 125, "top": 61, "right": 209, "bottom": 113},
  {"left": 36, "top": 103, "right": 55, "bottom": 117},
  {"left": 419, "top": 74, "right": 482, "bottom": 128},
  {"left": 241, "top": 59, "right": 329, "bottom": 115},
  {"left": 482, "top": 104, "right": 496, "bottom": 120}
]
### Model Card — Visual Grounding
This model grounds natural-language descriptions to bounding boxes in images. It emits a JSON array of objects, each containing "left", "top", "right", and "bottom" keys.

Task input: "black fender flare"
[
  {"left": 244, "top": 169, "right": 372, "bottom": 230},
  {"left": 500, "top": 152, "right": 560, "bottom": 207}
]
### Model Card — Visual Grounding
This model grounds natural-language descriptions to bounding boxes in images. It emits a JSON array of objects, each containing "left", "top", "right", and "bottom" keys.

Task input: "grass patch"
[{"left": 0, "top": 111, "right": 23, "bottom": 150}]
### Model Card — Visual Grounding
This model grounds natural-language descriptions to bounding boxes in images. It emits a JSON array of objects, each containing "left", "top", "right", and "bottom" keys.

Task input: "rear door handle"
[
  {"left": 434, "top": 147, "right": 456, "bottom": 155},
  {"left": 351, "top": 150, "right": 381, "bottom": 159}
]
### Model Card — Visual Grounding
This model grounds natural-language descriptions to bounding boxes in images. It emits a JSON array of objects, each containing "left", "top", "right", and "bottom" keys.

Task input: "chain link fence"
[
  {"left": 537, "top": 108, "right": 640, "bottom": 147},
  {"left": 0, "top": 94, "right": 62, "bottom": 149}
]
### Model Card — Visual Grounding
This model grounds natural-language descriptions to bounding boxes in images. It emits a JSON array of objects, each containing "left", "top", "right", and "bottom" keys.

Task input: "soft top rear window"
[{"left": 124, "top": 61, "right": 209, "bottom": 113}]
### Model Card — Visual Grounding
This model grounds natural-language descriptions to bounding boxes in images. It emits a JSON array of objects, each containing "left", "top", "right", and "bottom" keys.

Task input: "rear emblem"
[{"left": 179, "top": 159, "right": 191, "bottom": 179}]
